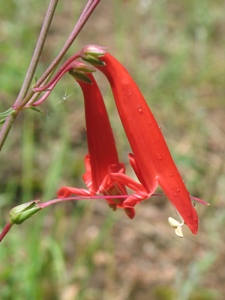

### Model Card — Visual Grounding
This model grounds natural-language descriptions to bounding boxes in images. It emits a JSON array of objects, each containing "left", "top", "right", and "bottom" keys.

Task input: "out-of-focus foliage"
[{"left": 0, "top": 0, "right": 224, "bottom": 299}]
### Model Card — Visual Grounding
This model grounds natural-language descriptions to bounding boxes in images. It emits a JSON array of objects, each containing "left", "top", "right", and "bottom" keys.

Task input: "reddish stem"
[
  {"left": 38, "top": 194, "right": 163, "bottom": 209},
  {"left": 0, "top": 223, "right": 13, "bottom": 242}
]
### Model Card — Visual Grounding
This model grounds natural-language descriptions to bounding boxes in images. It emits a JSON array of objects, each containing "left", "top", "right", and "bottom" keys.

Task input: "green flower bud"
[{"left": 9, "top": 200, "right": 41, "bottom": 225}]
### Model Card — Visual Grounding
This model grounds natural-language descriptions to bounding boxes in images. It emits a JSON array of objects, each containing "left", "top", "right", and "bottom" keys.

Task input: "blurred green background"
[{"left": 0, "top": 0, "right": 225, "bottom": 299}]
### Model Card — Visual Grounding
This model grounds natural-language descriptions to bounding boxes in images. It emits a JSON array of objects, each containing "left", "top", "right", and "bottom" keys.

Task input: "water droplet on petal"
[
  {"left": 169, "top": 172, "right": 173, "bottom": 177},
  {"left": 158, "top": 155, "right": 162, "bottom": 160},
  {"left": 137, "top": 105, "right": 143, "bottom": 114}
]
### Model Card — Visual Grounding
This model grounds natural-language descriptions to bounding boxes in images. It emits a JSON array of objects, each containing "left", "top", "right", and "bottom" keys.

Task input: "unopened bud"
[{"left": 9, "top": 200, "right": 41, "bottom": 225}]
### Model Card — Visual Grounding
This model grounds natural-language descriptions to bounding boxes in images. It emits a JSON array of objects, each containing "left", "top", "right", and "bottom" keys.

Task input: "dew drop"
[
  {"left": 174, "top": 192, "right": 178, "bottom": 197},
  {"left": 169, "top": 172, "right": 173, "bottom": 177},
  {"left": 158, "top": 155, "right": 162, "bottom": 160},
  {"left": 137, "top": 105, "right": 143, "bottom": 114}
]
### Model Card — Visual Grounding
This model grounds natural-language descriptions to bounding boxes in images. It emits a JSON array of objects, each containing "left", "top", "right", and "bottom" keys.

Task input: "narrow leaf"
[{"left": 0, "top": 107, "right": 16, "bottom": 117}]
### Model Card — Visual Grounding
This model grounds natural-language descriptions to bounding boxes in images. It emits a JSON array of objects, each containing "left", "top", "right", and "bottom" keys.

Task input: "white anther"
[
  {"left": 168, "top": 217, "right": 180, "bottom": 228},
  {"left": 168, "top": 217, "right": 184, "bottom": 238},
  {"left": 175, "top": 226, "right": 183, "bottom": 238}
]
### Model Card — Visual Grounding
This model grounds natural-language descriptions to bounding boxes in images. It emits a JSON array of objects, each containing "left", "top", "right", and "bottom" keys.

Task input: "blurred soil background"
[{"left": 0, "top": 0, "right": 225, "bottom": 299}]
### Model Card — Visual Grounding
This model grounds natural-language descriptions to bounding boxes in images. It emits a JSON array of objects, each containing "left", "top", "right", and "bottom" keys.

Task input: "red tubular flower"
[
  {"left": 82, "top": 50, "right": 199, "bottom": 235},
  {"left": 57, "top": 62, "right": 136, "bottom": 218}
]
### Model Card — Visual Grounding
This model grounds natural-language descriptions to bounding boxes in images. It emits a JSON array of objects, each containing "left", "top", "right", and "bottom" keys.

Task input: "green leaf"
[
  {"left": 0, "top": 107, "right": 16, "bottom": 117},
  {"left": 0, "top": 118, "right": 6, "bottom": 124},
  {"left": 29, "top": 107, "right": 44, "bottom": 114}
]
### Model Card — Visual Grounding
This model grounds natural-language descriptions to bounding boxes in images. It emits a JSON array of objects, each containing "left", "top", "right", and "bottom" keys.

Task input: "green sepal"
[
  {"left": 0, "top": 107, "right": 16, "bottom": 117},
  {"left": 82, "top": 55, "right": 105, "bottom": 66},
  {"left": 74, "top": 63, "right": 96, "bottom": 73},
  {"left": 69, "top": 71, "right": 93, "bottom": 84},
  {"left": 9, "top": 200, "right": 42, "bottom": 225}
]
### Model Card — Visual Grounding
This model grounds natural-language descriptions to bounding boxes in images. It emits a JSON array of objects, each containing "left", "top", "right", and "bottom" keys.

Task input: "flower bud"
[{"left": 9, "top": 200, "right": 41, "bottom": 225}]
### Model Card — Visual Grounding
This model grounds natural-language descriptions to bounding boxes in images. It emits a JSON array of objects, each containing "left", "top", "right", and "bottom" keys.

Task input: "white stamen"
[
  {"left": 168, "top": 217, "right": 180, "bottom": 228},
  {"left": 168, "top": 216, "right": 184, "bottom": 238},
  {"left": 175, "top": 226, "right": 183, "bottom": 238}
]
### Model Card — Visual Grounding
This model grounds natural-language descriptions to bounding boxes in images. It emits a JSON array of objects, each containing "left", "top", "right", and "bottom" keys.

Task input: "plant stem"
[
  {"left": 16, "top": 0, "right": 101, "bottom": 109},
  {"left": 0, "top": 0, "right": 59, "bottom": 150},
  {"left": 0, "top": 0, "right": 101, "bottom": 151},
  {"left": 0, "top": 113, "right": 17, "bottom": 150},
  {"left": 38, "top": 195, "right": 126, "bottom": 209},
  {"left": 0, "top": 222, "right": 13, "bottom": 242},
  {"left": 33, "top": 0, "right": 101, "bottom": 90},
  {"left": 14, "top": 0, "right": 59, "bottom": 109},
  {"left": 39, "top": 193, "right": 164, "bottom": 209}
]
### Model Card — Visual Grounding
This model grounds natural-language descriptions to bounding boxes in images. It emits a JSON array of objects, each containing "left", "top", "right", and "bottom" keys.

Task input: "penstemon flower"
[
  {"left": 81, "top": 45, "right": 208, "bottom": 236},
  {"left": 32, "top": 55, "right": 159, "bottom": 219},
  {"left": 57, "top": 61, "right": 136, "bottom": 218}
]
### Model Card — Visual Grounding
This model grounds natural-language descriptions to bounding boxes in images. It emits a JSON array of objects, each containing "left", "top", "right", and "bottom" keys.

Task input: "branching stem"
[{"left": 0, "top": 0, "right": 101, "bottom": 151}]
